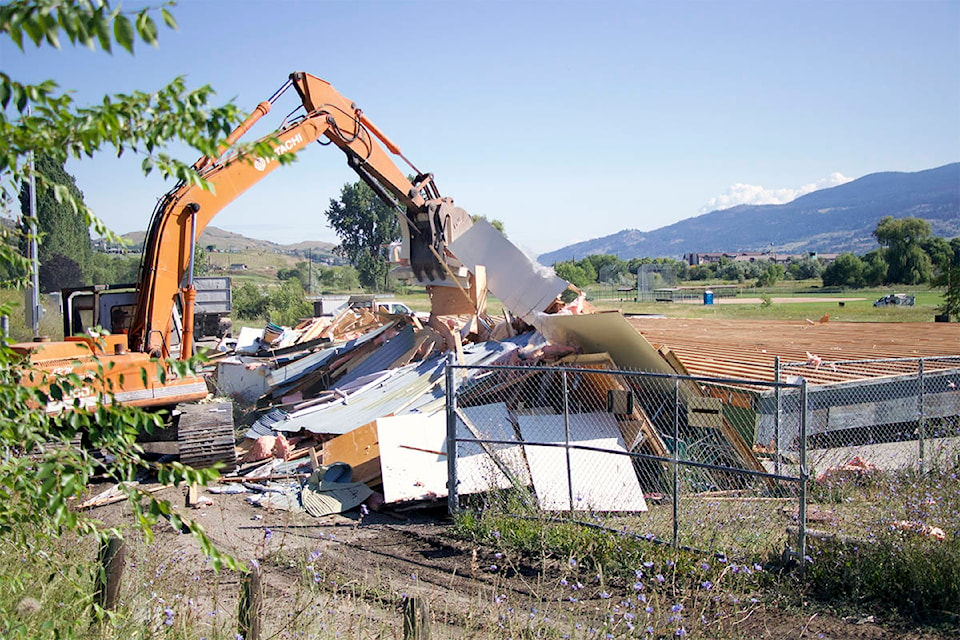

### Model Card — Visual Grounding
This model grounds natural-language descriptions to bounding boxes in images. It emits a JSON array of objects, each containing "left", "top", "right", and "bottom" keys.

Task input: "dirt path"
[{"left": 93, "top": 484, "right": 950, "bottom": 639}]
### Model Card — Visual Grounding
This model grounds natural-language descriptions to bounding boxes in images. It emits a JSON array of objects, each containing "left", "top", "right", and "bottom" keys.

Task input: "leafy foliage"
[
  {"left": 325, "top": 180, "right": 400, "bottom": 291},
  {"left": 553, "top": 260, "right": 596, "bottom": 288},
  {"left": 785, "top": 256, "right": 824, "bottom": 280},
  {"left": 232, "top": 280, "right": 312, "bottom": 325},
  {"left": 819, "top": 218, "right": 953, "bottom": 290},
  {"left": 0, "top": 0, "right": 267, "bottom": 571},
  {"left": 85, "top": 251, "right": 140, "bottom": 286},
  {"left": 822, "top": 253, "right": 865, "bottom": 288},
  {"left": 873, "top": 216, "right": 933, "bottom": 285},
  {"left": 0, "top": 1, "right": 295, "bottom": 285},
  {"left": 931, "top": 237, "right": 960, "bottom": 320},
  {"left": 37, "top": 251, "right": 83, "bottom": 291},
  {"left": 0, "top": 322, "right": 241, "bottom": 572},
  {"left": 232, "top": 281, "right": 270, "bottom": 320},
  {"left": 756, "top": 262, "right": 785, "bottom": 287},
  {"left": 319, "top": 264, "right": 360, "bottom": 292}
]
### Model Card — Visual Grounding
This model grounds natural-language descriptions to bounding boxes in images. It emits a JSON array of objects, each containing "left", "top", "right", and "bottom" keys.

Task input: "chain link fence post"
[
  {"left": 775, "top": 356, "right": 782, "bottom": 477},
  {"left": 445, "top": 352, "right": 459, "bottom": 515},
  {"left": 562, "top": 369, "right": 574, "bottom": 513},
  {"left": 918, "top": 358, "right": 925, "bottom": 474},
  {"left": 798, "top": 377, "right": 809, "bottom": 574},
  {"left": 672, "top": 376, "right": 680, "bottom": 549}
]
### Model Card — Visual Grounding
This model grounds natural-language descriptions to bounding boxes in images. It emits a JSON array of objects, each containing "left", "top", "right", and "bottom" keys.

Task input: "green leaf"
[
  {"left": 74, "top": 15, "right": 94, "bottom": 49},
  {"left": 42, "top": 12, "right": 60, "bottom": 49},
  {"left": 92, "top": 10, "right": 111, "bottom": 52},
  {"left": 9, "top": 22, "right": 24, "bottom": 50},
  {"left": 0, "top": 82, "right": 10, "bottom": 109},
  {"left": 160, "top": 8, "right": 178, "bottom": 30},
  {"left": 136, "top": 12, "right": 158, "bottom": 47},
  {"left": 13, "top": 85, "right": 26, "bottom": 112},
  {"left": 113, "top": 13, "right": 133, "bottom": 53},
  {"left": 22, "top": 16, "right": 44, "bottom": 46}
]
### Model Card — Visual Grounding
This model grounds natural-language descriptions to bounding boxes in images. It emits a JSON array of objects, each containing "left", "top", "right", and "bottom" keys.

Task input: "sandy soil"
[{"left": 87, "top": 482, "right": 953, "bottom": 639}]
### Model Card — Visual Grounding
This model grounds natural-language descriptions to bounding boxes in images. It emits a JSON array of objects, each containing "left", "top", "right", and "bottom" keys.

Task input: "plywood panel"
[
  {"left": 321, "top": 420, "right": 381, "bottom": 485},
  {"left": 538, "top": 311, "right": 675, "bottom": 375}
]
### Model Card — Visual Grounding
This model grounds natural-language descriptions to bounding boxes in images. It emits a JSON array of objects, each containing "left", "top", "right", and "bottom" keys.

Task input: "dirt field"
[{"left": 91, "top": 483, "right": 953, "bottom": 639}]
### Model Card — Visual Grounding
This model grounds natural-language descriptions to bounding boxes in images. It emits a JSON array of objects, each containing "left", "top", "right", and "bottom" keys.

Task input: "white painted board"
[
  {"left": 377, "top": 403, "right": 529, "bottom": 504},
  {"left": 448, "top": 219, "right": 568, "bottom": 323},
  {"left": 517, "top": 412, "right": 648, "bottom": 512}
]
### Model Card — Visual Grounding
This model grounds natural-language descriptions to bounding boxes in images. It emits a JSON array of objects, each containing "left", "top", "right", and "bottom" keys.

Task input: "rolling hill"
[
  {"left": 121, "top": 226, "right": 337, "bottom": 258},
  {"left": 538, "top": 163, "right": 960, "bottom": 264}
]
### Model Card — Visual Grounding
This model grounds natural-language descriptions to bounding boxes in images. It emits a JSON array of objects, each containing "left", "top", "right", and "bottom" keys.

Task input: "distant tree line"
[
  {"left": 552, "top": 254, "right": 811, "bottom": 289},
  {"left": 822, "top": 217, "right": 958, "bottom": 289},
  {"left": 551, "top": 216, "right": 959, "bottom": 319}
]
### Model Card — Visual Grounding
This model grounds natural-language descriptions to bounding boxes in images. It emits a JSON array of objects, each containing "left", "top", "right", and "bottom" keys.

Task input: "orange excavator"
[{"left": 11, "top": 71, "right": 478, "bottom": 469}]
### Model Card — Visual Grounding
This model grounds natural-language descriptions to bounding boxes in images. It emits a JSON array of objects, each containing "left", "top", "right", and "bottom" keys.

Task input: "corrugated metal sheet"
[
  {"left": 246, "top": 407, "right": 288, "bottom": 439},
  {"left": 335, "top": 325, "right": 417, "bottom": 388},
  {"left": 399, "top": 333, "right": 538, "bottom": 416},
  {"left": 269, "top": 337, "right": 527, "bottom": 436},
  {"left": 266, "top": 323, "right": 396, "bottom": 397}
]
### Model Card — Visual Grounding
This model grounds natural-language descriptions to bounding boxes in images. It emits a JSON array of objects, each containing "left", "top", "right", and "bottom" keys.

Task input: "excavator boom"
[{"left": 130, "top": 72, "right": 473, "bottom": 359}]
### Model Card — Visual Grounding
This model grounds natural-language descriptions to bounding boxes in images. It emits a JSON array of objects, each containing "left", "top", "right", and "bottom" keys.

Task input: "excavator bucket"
[{"left": 408, "top": 200, "right": 473, "bottom": 283}]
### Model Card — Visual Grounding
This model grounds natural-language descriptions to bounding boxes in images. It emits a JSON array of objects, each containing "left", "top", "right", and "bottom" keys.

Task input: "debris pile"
[
  {"left": 195, "top": 294, "right": 775, "bottom": 517},
  {"left": 134, "top": 222, "right": 787, "bottom": 518}
]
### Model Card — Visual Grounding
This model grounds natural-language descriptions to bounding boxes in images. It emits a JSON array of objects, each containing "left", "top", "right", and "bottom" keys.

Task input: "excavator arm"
[{"left": 129, "top": 72, "right": 473, "bottom": 358}]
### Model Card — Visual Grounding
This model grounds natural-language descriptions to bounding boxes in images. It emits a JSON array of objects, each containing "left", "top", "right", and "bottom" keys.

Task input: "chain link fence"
[
  {"left": 444, "top": 362, "right": 810, "bottom": 562},
  {"left": 637, "top": 264, "right": 678, "bottom": 302},
  {"left": 779, "top": 356, "right": 960, "bottom": 476},
  {"left": 444, "top": 356, "right": 960, "bottom": 564}
]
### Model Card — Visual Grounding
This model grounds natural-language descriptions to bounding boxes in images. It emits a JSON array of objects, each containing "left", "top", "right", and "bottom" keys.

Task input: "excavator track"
[{"left": 175, "top": 402, "right": 237, "bottom": 472}]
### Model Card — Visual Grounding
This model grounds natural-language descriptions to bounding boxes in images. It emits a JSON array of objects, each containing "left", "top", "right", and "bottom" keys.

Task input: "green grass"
[
  {"left": 800, "top": 463, "right": 960, "bottom": 621},
  {"left": 590, "top": 283, "right": 947, "bottom": 322}
]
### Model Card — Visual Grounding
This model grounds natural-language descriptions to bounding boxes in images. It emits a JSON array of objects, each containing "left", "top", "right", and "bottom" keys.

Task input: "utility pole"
[{"left": 26, "top": 140, "right": 41, "bottom": 339}]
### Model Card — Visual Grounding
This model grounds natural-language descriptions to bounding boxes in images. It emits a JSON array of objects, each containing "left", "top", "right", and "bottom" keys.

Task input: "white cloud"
[{"left": 699, "top": 172, "right": 852, "bottom": 213}]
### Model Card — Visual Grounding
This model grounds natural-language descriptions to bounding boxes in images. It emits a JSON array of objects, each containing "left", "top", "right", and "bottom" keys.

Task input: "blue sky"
[{"left": 3, "top": 0, "right": 958, "bottom": 257}]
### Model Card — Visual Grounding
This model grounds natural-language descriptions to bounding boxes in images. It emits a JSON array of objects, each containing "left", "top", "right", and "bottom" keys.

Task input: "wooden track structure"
[{"left": 628, "top": 318, "right": 960, "bottom": 385}]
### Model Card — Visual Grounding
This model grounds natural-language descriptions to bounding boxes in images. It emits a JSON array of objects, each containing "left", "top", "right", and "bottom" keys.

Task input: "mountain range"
[{"left": 537, "top": 163, "right": 960, "bottom": 265}]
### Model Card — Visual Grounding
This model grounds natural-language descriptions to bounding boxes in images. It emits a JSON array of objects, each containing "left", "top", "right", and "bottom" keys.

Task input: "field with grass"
[{"left": 588, "top": 282, "right": 947, "bottom": 323}]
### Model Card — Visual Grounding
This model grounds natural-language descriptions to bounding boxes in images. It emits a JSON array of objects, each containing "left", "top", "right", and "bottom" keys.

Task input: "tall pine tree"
[{"left": 18, "top": 155, "right": 93, "bottom": 291}]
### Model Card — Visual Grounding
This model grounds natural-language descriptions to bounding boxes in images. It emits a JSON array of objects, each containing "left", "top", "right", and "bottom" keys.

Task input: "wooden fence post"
[
  {"left": 238, "top": 559, "right": 263, "bottom": 640},
  {"left": 94, "top": 535, "right": 125, "bottom": 614},
  {"left": 402, "top": 595, "right": 431, "bottom": 640}
]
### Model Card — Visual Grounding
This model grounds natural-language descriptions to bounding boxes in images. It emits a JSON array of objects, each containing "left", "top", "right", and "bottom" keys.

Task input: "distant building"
[{"left": 684, "top": 251, "right": 839, "bottom": 266}]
